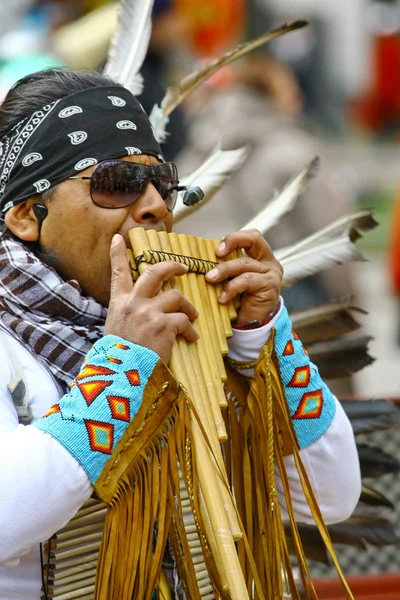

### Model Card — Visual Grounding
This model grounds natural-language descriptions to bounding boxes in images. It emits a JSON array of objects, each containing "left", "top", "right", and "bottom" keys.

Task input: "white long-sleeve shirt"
[{"left": 0, "top": 304, "right": 361, "bottom": 600}]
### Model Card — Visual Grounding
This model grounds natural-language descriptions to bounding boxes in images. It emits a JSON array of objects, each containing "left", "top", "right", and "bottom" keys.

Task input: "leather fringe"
[
  {"left": 92, "top": 341, "right": 354, "bottom": 599},
  {"left": 224, "top": 334, "right": 355, "bottom": 599}
]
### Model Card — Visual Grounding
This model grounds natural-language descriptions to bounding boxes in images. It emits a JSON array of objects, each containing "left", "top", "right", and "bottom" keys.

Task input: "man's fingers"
[
  {"left": 109, "top": 234, "right": 134, "bottom": 298},
  {"left": 156, "top": 289, "right": 199, "bottom": 321},
  {"left": 215, "top": 229, "right": 276, "bottom": 262},
  {"left": 206, "top": 255, "right": 271, "bottom": 284},
  {"left": 172, "top": 314, "right": 200, "bottom": 343},
  {"left": 218, "top": 271, "right": 280, "bottom": 303},
  {"left": 134, "top": 261, "right": 189, "bottom": 298}
]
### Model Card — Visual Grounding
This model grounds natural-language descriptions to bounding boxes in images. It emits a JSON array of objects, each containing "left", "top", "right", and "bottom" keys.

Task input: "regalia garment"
[{"left": 0, "top": 2, "right": 395, "bottom": 600}]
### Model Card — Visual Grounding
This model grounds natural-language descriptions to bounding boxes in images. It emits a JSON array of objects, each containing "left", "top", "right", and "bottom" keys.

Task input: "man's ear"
[{"left": 4, "top": 198, "right": 42, "bottom": 242}]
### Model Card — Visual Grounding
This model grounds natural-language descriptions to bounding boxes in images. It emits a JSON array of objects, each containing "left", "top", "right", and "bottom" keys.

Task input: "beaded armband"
[
  {"left": 34, "top": 335, "right": 161, "bottom": 483},
  {"left": 272, "top": 307, "right": 336, "bottom": 449}
]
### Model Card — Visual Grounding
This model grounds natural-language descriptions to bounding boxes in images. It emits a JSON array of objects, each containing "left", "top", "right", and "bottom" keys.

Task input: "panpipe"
[{"left": 128, "top": 228, "right": 249, "bottom": 600}]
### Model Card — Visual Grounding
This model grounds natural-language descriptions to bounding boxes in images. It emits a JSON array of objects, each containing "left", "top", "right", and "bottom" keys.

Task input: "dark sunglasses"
[{"left": 68, "top": 160, "right": 184, "bottom": 211}]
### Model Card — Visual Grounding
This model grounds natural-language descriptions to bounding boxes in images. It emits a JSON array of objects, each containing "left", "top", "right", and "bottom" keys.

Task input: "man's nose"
[{"left": 130, "top": 182, "right": 168, "bottom": 223}]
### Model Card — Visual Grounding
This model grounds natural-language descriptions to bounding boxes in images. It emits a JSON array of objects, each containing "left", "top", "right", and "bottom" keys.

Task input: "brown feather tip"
[
  {"left": 307, "top": 156, "right": 321, "bottom": 179},
  {"left": 349, "top": 212, "right": 379, "bottom": 242},
  {"left": 360, "top": 486, "right": 394, "bottom": 509},
  {"left": 290, "top": 297, "right": 367, "bottom": 345},
  {"left": 272, "top": 20, "right": 309, "bottom": 33}
]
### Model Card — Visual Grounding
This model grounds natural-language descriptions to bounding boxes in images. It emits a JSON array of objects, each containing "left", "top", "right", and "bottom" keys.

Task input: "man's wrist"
[{"left": 233, "top": 301, "right": 281, "bottom": 330}]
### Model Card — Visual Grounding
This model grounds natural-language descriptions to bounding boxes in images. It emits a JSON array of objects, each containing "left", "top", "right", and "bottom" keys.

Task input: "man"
[{"left": 0, "top": 68, "right": 361, "bottom": 600}]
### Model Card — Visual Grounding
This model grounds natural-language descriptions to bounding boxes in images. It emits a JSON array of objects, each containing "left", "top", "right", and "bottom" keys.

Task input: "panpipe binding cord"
[{"left": 135, "top": 249, "right": 218, "bottom": 274}]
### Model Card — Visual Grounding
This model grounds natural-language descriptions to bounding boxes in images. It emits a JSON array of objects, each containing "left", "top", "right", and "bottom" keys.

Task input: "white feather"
[
  {"left": 276, "top": 210, "right": 377, "bottom": 261},
  {"left": 173, "top": 145, "right": 249, "bottom": 223},
  {"left": 281, "top": 237, "right": 366, "bottom": 287},
  {"left": 149, "top": 103, "right": 169, "bottom": 142},
  {"left": 241, "top": 156, "right": 320, "bottom": 233},
  {"left": 104, "top": 0, "right": 154, "bottom": 94}
]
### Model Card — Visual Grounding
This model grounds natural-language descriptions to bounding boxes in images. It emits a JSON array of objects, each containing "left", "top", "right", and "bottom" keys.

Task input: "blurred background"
[{"left": 1, "top": 0, "right": 399, "bottom": 594}]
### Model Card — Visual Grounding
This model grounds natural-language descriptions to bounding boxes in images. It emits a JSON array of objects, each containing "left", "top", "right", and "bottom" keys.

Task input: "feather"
[
  {"left": 306, "top": 333, "right": 374, "bottom": 379},
  {"left": 278, "top": 210, "right": 378, "bottom": 287},
  {"left": 241, "top": 156, "right": 320, "bottom": 233},
  {"left": 290, "top": 297, "right": 366, "bottom": 345},
  {"left": 174, "top": 145, "right": 249, "bottom": 223},
  {"left": 281, "top": 236, "right": 366, "bottom": 287},
  {"left": 276, "top": 209, "right": 378, "bottom": 262},
  {"left": 357, "top": 444, "right": 400, "bottom": 479},
  {"left": 360, "top": 486, "right": 394, "bottom": 509},
  {"left": 328, "top": 515, "right": 400, "bottom": 548},
  {"left": 284, "top": 522, "right": 330, "bottom": 565},
  {"left": 149, "top": 103, "right": 168, "bottom": 143},
  {"left": 103, "top": 0, "right": 154, "bottom": 95},
  {"left": 151, "top": 20, "right": 308, "bottom": 138},
  {"left": 286, "top": 514, "right": 400, "bottom": 562},
  {"left": 340, "top": 399, "right": 400, "bottom": 435}
]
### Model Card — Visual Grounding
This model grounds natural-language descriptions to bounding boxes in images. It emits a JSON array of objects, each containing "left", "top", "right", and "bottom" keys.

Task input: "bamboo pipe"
[
  {"left": 155, "top": 230, "right": 234, "bottom": 590},
  {"left": 49, "top": 562, "right": 98, "bottom": 584},
  {"left": 52, "top": 583, "right": 95, "bottom": 600},
  {"left": 56, "top": 522, "right": 105, "bottom": 542},
  {"left": 62, "top": 508, "right": 107, "bottom": 529},
  {"left": 205, "top": 239, "right": 234, "bottom": 338},
  {"left": 50, "top": 541, "right": 101, "bottom": 562},
  {"left": 67, "top": 501, "right": 105, "bottom": 521},
  {"left": 50, "top": 575, "right": 96, "bottom": 596},
  {"left": 157, "top": 230, "right": 240, "bottom": 543},
  {"left": 51, "top": 531, "right": 103, "bottom": 551},
  {"left": 197, "top": 237, "right": 229, "bottom": 356},
  {"left": 44, "top": 551, "right": 100, "bottom": 571}
]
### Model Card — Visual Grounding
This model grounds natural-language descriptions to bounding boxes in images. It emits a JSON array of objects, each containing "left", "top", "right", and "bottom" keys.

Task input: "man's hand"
[
  {"left": 104, "top": 234, "right": 199, "bottom": 363},
  {"left": 205, "top": 229, "right": 283, "bottom": 327}
]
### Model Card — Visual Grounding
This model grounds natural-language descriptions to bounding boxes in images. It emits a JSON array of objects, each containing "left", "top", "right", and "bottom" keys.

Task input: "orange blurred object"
[
  {"left": 173, "top": 0, "right": 245, "bottom": 56},
  {"left": 350, "top": 34, "right": 400, "bottom": 133},
  {"left": 390, "top": 187, "right": 400, "bottom": 296}
]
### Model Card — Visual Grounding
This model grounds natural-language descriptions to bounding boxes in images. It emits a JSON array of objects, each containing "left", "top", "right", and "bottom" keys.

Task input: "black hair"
[{"left": 0, "top": 68, "right": 122, "bottom": 261}]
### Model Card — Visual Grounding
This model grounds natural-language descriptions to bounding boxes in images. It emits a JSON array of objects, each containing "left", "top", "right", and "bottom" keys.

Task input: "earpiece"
[
  {"left": 182, "top": 185, "right": 205, "bottom": 207},
  {"left": 32, "top": 204, "right": 48, "bottom": 234}
]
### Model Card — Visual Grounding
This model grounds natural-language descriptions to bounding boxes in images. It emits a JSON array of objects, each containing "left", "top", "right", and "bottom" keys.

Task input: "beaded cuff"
[
  {"left": 34, "top": 335, "right": 160, "bottom": 483},
  {"left": 273, "top": 306, "right": 336, "bottom": 449}
]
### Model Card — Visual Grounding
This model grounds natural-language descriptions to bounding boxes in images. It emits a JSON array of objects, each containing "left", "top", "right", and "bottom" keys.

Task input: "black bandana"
[{"left": 0, "top": 86, "right": 163, "bottom": 212}]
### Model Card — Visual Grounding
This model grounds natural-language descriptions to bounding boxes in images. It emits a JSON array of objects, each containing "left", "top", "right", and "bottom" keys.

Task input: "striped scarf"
[{"left": 0, "top": 232, "right": 107, "bottom": 385}]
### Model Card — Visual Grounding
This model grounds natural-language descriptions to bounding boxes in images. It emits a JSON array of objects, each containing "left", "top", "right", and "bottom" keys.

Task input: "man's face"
[{"left": 39, "top": 154, "right": 173, "bottom": 306}]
